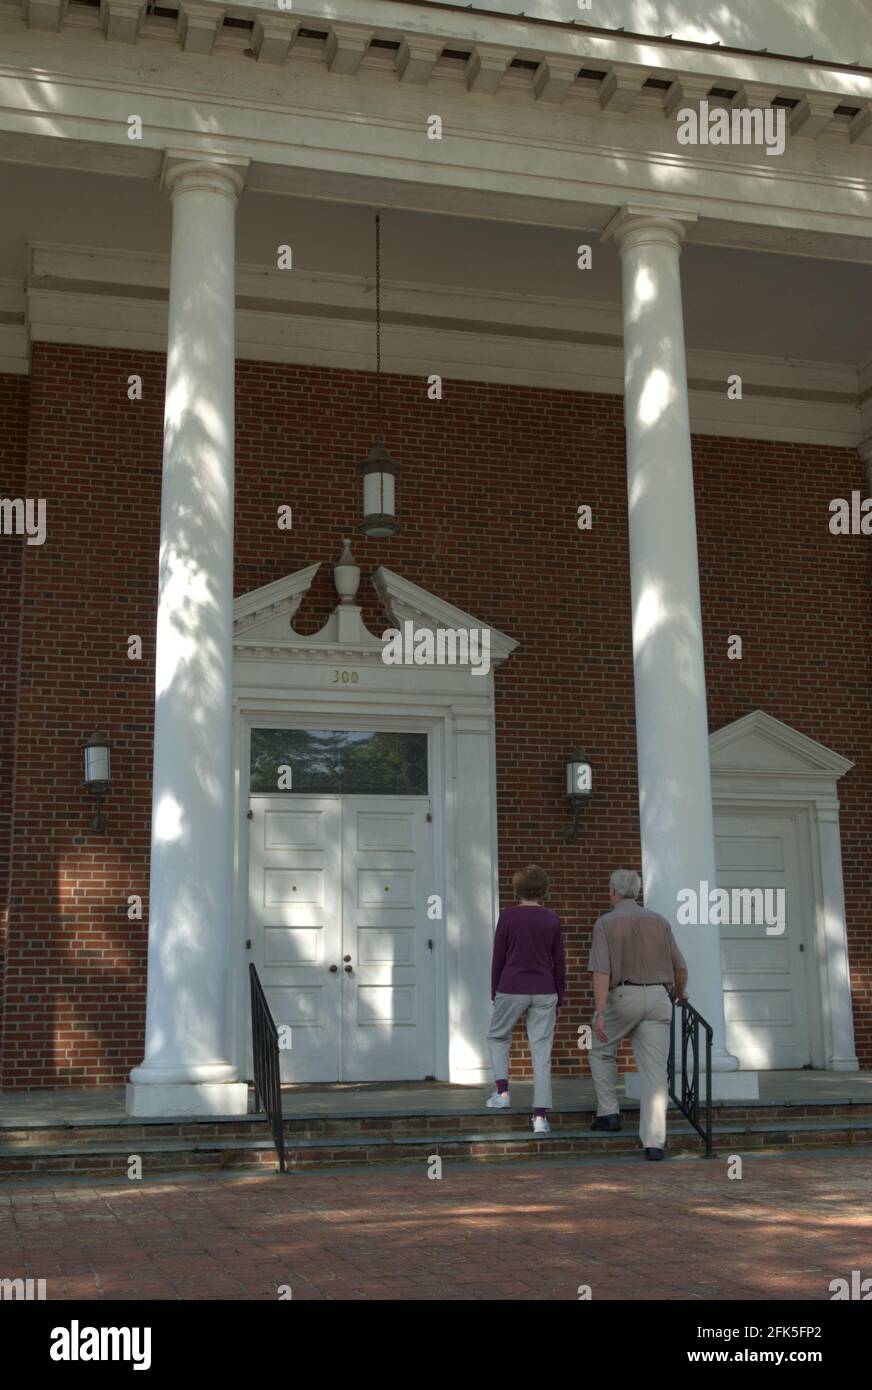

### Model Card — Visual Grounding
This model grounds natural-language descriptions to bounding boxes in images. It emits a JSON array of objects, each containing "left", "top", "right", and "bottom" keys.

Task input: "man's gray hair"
[{"left": 610, "top": 868, "right": 641, "bottom": 900}]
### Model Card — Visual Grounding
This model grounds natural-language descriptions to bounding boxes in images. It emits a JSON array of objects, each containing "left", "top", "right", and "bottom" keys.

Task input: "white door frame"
[
  {"left": 710, "top": 711, "right": 858, "bottom": 1072},
  {"left": 233, "top": 707, "right": 449, "bottom": 1082},
  {"left": 714, "top": 802, "right": 817, "bottom": 1068},
  {"left": 228, "top": 563, "right": 518, "bottom": 1086}
]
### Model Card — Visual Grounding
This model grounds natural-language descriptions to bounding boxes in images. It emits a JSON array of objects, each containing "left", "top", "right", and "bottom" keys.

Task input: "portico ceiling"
[{"left": 1, "top": 162, "right": 871, "bottom": 370}]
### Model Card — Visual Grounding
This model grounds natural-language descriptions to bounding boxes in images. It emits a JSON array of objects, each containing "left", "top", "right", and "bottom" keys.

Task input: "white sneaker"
[
  {"left": 533, "top": 1115, "right": 551, "bottom": 1135},
  {"left": 486, "top": 1091, "right": 510, "bottom": 1108}
]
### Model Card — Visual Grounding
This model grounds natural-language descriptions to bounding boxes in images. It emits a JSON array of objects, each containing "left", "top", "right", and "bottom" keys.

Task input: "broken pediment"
[
  {"left": 372, "top": 567, "right": 518, "bottom": 666},
  {"left": 232, "top": 555, "right": 518, "bottom": 668}
]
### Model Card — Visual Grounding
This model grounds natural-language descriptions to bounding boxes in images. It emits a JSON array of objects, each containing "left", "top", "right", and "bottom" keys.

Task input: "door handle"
[
  {"left": 344, "top": 965, "right": 353, "bottom": 974},
  {"left": 343, "top": 955, "right": 351, "bottom": 962},
  {"left": 328, "top": 965, "right": 338, "bottom": 973}
]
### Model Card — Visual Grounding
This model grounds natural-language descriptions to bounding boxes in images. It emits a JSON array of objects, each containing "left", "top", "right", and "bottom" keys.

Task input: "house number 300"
[{"left": 332, "top": 670, "right": 359, "bottom": 684}]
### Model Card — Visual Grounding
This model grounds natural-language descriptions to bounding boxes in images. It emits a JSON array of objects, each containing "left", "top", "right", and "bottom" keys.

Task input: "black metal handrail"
[
  {"left": 249, "top": 963, "right": 287, "bottom": 1173},
  {"left": 667, "top": 997, "right": 714, "bottom": 1158}
]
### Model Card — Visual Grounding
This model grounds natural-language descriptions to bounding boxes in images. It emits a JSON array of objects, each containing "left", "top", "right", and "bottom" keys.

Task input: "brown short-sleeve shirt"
[{"left": 587, "top": 898, "right": 686, "bottom": 989}]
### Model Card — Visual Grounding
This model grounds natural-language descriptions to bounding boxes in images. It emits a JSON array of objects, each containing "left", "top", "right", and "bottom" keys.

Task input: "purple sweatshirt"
[{"left": 491, "top": 905, "right": 566, "bottom": 1007}]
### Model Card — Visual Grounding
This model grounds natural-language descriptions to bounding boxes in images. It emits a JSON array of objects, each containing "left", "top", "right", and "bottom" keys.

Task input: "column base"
[
  {"left": 449, "top": 1065, "right": 490, "bottom": 1086},
  {"left": 126, "top": 1081, "right": 250, "bottom": 1118},
  {"left": 623, "top": 1069, "right": 760, "bottom": 1102}
]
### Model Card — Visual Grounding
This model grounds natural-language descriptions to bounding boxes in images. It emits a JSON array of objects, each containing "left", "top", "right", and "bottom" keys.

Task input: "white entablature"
[
  {"left": 1, "top": 4, "right": 872, "bottom": 259},
  {"left": 10, "top": 0, "right": 872, "bottom": 117}
]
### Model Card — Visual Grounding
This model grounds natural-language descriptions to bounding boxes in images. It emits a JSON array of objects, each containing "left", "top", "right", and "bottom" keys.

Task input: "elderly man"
[{"left": 587, "top": 869, "right": 689, "bottom": 1160}]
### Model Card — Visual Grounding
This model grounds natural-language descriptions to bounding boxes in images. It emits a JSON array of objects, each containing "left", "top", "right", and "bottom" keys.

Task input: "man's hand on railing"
[{"left": 672, "top": 966, "right": 689, "bottom": 1006}]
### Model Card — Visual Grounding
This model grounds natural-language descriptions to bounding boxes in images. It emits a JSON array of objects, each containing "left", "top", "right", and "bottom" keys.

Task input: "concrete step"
[
  {"left": 1, "top": 1113, "right": 871, "bottom": 1178},
  {"left": 2, "top": 1099, "right": 870, "bottom": 1148}
]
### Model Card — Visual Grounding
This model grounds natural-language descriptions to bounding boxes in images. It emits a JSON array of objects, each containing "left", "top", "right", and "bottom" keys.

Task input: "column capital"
[
  {"left": 602, "top": 203, "right": 698, "bottom": 251},
  {"left": 160, "top": 149, "right": 250, "bottom": 201}
]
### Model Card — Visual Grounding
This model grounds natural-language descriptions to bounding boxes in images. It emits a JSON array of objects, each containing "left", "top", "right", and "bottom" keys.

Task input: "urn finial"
[{"left": 334, "top": 537, "right": 361, "bottom": 605}]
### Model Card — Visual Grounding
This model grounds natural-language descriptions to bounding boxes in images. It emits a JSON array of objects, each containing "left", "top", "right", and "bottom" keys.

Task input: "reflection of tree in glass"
[
  {"left": 250, "top": 729, "right": 337, "bottom": 792},
  {"left": 250, "top": 729, "right": 428, "bottom": 794}
]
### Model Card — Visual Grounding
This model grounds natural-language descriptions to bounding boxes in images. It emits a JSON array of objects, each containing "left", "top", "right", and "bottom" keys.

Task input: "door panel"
[
  {"left": 341, "top": 797, "right": 434, "bottom": 1082},
  {"left": 715, "top": 812, "right": 810, "bottom": 1069},
  {"left": 247, "top": 794, "right": 435, "bottom": 1082},
  {"left": 248, "top": 796, "right": 341, "bottom": 1081}
]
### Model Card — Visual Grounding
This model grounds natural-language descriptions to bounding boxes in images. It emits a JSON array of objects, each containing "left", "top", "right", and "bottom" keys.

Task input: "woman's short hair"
[{"left": 513, "top": 864, "right": 549, "bottom": 902}]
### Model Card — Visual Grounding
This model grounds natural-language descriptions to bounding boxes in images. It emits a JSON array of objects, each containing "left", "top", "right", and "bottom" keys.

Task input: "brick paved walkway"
[{"left": 1, "top": 1149, "right": 869, "bottom": 1301}]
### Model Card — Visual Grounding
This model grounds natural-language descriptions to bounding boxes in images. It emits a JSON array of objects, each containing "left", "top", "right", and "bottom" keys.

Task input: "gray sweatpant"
[{"left": 487, "top": 992, "right": 558, "bottom": 1110}]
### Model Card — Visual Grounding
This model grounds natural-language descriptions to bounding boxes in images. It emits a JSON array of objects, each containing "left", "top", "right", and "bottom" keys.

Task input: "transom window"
[{"left": 250, "top": 729, "right": 428, "bottom": 795}]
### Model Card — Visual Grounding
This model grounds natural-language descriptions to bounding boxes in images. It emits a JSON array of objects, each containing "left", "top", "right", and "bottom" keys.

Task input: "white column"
[
  {"left": 447, "top": 706, "right": 500, "bottom": 1085},
  {"left": 127, "top": 153, "right": 249, "bottom": 1117},
  {"left": 604, "top": 204, "right": 756, "bottom": 1098}
]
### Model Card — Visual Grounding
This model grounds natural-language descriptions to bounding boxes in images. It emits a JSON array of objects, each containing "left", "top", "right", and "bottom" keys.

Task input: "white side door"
[
  {"left": 715, "top": 811, "right": 811, "bottom": 1069},
  {"left": 248, "top": 795, "right": 342, "bottom": 1082},
  {"left": 341, "top": 796, "right": 435, "bottom": 1082}
]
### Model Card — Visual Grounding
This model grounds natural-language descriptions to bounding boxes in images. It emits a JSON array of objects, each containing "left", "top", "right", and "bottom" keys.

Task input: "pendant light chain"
[
  {"left": 375, "top": 212, "right": 382, "bottom": 440},
  {"left": 356, "top": 209, "right": 399, "bottom": 538}
]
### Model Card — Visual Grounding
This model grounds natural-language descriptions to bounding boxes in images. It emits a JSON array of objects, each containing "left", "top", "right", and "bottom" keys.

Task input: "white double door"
[
  {"left": 247, "top": 794, "right": 435, "bottom": 1082},
  {"left": 715, "top": 810, "right": 812, "bottom": 1069}
]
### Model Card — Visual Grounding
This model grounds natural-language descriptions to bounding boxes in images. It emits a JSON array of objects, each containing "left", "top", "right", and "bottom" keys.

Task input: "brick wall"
[
  {"left": 1, "top": 343, "right": 869, "bottom": 1086},
  {"left": 0, "top": 372, "right": 30, "bottom": 1060},
  {"left": 1, "top": 349, "right": 162, "bottom": 1086}
]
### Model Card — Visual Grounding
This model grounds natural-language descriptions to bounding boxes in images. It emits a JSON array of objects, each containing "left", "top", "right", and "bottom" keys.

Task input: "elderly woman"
[{"left": 485, "top": 864, "right": 566, "bottom": 1135}]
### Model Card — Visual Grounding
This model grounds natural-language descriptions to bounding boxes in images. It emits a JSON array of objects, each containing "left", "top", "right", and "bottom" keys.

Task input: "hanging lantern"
[
  {"left": 357, "top": 213, "right": 401, "bottom": 537},
  {"left": 357, "top": 441, "right": 400, "bottom": 538}
]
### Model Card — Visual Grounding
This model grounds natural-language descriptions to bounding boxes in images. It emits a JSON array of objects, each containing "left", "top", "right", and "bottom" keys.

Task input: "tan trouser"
[{"left": 589, "top": 983, "right": 673, "bottom": 1149}]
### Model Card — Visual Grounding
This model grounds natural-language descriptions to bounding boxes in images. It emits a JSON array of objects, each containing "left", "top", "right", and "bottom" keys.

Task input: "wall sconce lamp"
[
  {"left": 563, "top": 750, "right": 592, "bottom": 842},
  {"left": 83, "top": 731, "right": 111, "bottom": 833}
]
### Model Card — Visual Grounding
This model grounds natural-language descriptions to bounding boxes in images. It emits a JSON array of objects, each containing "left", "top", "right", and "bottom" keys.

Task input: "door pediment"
[
  {"left": 233, "top": 560, "right": 518, "bottom": 666},
  {"left": 372, "top": 567, "right": 517, "bottom": 665},
  {"left": 710, "top": 710, "right": 853, "bottom": 781},
  {"left": 233, "top": 563, "right": 323, "bottom": 644}
]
